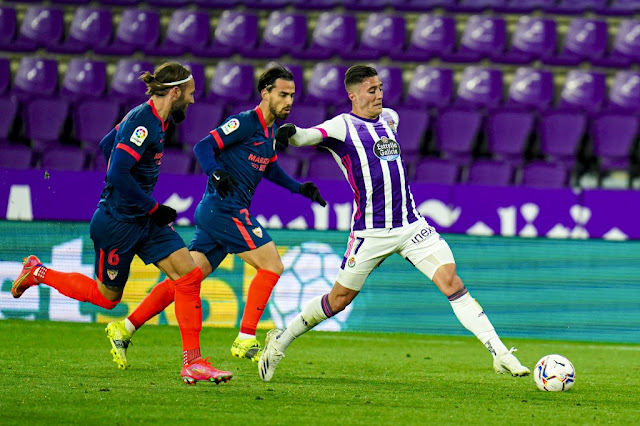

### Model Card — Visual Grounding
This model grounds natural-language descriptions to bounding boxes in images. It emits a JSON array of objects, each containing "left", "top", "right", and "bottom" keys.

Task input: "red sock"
[
  {"left": 174, "top": 267, "right": 203, "bottom": 365},
  {"left": 39, "top": 267, "right": 119, "bottom": 310},
  {"left": 240, "top": 269, "right": 280, "bottom": 335},
  {"left": 128, "top": 278, "right": 176, "bottom": 329}
]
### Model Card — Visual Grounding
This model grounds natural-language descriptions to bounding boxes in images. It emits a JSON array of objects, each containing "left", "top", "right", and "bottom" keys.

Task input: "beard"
[
  {"left": 170, "top": 108, "right": 186, "bottom": 124},
  {"left": 270, "top": 104, "right": 290, "bottom": 120}
]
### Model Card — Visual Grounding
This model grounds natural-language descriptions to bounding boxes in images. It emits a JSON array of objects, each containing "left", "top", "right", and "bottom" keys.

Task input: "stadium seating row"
[
  {"left": 3, "top": 6, "right": 640, "bottom": 66},
  {"left": 2, "top": 0, "right": 640, "bottom": 14}
]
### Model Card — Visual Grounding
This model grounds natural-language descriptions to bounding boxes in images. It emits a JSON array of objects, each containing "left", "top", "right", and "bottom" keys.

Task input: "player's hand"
[
  {"left": 275, "top": 123, "right": 296, "bottom": 149},
  {"left": 151, "top": 204, "right": 177, "bottom": 226},
  {"left": 299, "top": 182, "right": 327, "bottom": 207},
  {"left": 212, "top": 169, "right": 238, "bottom": 198}
]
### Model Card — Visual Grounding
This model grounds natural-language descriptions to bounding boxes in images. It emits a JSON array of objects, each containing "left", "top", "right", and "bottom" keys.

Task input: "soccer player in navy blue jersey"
[
  {"left": 12, "top": 62, "right": 233, "bottom": 385},
  {"left": 110, "top": 65, "right": 327, "bottom": 365}
]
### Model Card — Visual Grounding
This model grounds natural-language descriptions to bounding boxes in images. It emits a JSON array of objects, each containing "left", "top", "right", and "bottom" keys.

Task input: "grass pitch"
[{"left": 0, "top": 320, "right": 638, "bottom": 425}]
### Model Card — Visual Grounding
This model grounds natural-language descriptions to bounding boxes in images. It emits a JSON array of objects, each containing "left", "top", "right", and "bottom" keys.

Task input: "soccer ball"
[{"left": 533, "top": 354, "right": 576, "bottom": 392}]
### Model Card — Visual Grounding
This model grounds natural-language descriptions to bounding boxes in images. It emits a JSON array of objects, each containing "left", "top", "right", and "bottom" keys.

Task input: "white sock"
[
  {"left": 124, "top": 318, "right": 136, "bottom": 336},
  {"left": 449, "top": 292, "right": 508, "bottom": 357},
  {"left": 238, "top": 332, "right": 255, "bottom": 340},
  {"left": 274, "top": 295, "right": 328, "bottom": 352}
]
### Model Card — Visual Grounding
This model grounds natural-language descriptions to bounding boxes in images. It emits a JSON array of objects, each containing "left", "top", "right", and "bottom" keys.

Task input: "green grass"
[{"left": 1, "top": 320, "right": 638, "bottom": 425}]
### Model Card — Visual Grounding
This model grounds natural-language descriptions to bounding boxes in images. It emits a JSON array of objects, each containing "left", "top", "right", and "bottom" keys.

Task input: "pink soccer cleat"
[
  {"left": 181, "top": 358, "right": 233, "bottom": 385},
  {"left": 11, "top": 255, "right": 43, "bottom": 298}
]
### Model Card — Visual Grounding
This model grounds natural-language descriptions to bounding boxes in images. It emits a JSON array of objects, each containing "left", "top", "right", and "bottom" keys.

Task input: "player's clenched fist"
[
  {"left": 299, "top": 182, "right": 327, "bottom": 207},
  {"left": 275, "top": 123, "right": 296, "bottom": 148},
  {"left": 212, "top": 169, "right": 238, "bottom": 198},
  {"left": 151, "top": 204, "right": 177, "bottom": 226}
]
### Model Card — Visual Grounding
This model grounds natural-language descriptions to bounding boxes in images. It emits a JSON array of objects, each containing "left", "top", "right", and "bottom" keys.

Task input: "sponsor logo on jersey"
[
  {"left": 252, "top": 227, "right": 263, "bottom": 238},
  {"left": 130, "top": 126, "right": 148, "bottom": 146},
  {"left": 410, "top": 227, "right": 434, "bottom": 245},
  {"left": 248, "top": 153, "right": 270, "bottom": 171},
  {"left": 373, "top": 136, "right": 401, "bottom": 161},
  {"left": 221, "top": 118, "right": 240, "bottom": 135},
  {"left": 347, "top": 256, "right": 356, "bottom": 268},
  {"left": 107, "top": 269, "right": 119, "bottom": 280}
]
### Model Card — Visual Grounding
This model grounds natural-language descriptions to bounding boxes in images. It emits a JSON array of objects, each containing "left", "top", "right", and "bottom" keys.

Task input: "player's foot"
[
  {"left": 494, "top": 347, "right": 530, "bottom": 376},
  {"left": 11, "top": 255, "right": 43, "bottom": 298},
  {"left": 105, "top": 320, "right": 133, "bottom": 370},
  {"left": 258, "top": 328, "right": 285, "bottom": 382},
  {"left": 230, "top": 336, "right": 262, "bottom": 362},
  {"left": 181, "top": 357, "right": 233, "bottom": 385}
]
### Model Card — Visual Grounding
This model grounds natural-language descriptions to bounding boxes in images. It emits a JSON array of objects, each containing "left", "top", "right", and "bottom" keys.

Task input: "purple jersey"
[{"left": 312, "top": 108, "right": 420, "bottom": 231}]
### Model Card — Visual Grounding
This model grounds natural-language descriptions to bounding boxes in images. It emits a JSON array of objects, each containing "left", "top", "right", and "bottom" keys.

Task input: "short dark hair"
[
  {"left": 140, "top": 62, "right": 191, "bottom": 96},
  {"left": 257, "top": 65, "right": 294, "bottom": 93},
  {"left": 344, "top": 65, "right": 378, "bottom": 91}
]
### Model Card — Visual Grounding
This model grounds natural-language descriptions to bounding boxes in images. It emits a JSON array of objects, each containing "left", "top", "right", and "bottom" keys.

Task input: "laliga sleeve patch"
[
  {"left": 221, "top": 118, "right": 240, "bottom": 135},
  {"left": 130, "top": 126, "right": 148, "bottom": 146}
]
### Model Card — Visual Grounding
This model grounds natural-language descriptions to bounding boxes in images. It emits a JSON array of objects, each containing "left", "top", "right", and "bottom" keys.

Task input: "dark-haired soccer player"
[
  {"left": 258, "top": 65, "right": 530, "bottom": 381},
  {"left": 12, "top": 62, "right": 233, "bottom": 385},
  {"left": 106, "top": 65, "right": 326, "bottom": 366}
]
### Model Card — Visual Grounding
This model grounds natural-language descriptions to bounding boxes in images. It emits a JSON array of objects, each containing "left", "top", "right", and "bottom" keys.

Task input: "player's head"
[
  {"left": 345, "top": 65, "right": 383, "bottom": 120},
  {"left": 140, "top": 62, "right": 195, "bottom": 124},
  {"left": 258, "top": 65, "right": 295, "bottom": 120}
]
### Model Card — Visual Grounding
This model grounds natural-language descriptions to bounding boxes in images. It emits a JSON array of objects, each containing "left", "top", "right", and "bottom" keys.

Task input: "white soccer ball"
[
  {"left": 533, "top": 354, "right": 576, "bottom": 392},
  {"left": 269, "top": 242, "right": 353, "bottom": 331}
]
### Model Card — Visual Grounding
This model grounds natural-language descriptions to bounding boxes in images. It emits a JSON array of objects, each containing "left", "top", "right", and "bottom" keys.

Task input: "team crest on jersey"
[
  {"left": 129, "top": 126, "right": 148, "bottom": 146},
  {"left": 252, "top": 227, "right": 263, "bottom": 238},
  {"left": 388, "top": 120, "right": 397, "bottom": 134},
  {"left": 107, "top": 269, "right": 118, "bottom": 280},
  {"left": 222, "top": 118, "right": 240, "bottom": 135},
  {"left": 347, "top": 257, "right": 356, "bottom": 268},
  {"left": 373, "top": 136, "right": 401, "bottom": 161}
]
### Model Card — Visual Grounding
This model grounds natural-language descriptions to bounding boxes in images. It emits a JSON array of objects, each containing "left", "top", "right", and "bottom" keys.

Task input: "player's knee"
[{"left": 270, "top": 259, "right": 284, "bottom": 276}]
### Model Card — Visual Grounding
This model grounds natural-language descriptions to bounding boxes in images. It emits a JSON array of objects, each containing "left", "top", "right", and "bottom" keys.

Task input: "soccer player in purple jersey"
[
  {"left": 12, "top": 62, "right": 232, "bottom": 384},
  {"left": 258, "top": 65, "right": 530, "bottom": 382}
]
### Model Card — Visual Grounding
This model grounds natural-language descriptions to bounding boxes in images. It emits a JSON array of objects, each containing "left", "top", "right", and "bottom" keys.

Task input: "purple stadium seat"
[
  {"left": 94, "top": 9, "right": 160, "bottom": 55},
  {"left": 466, "top": 159, "right": 512, "bottom": 186},
  {"left": 486, "top": 109, "right": 534, "bottom": 166},
  {"left": 54, "top": 8, "right": 112, "bottom": 54},
  {"left": 498, "top": 17, "right": 556, "bottom": 64},
  {"left": 0, "top": 144, "right": 32, "bottom": 169},
  {"left": 456, "top": 67, "right": 503, "bottom": 109},
  {"left": 196, "top": 11, "right": 258, "bottom": 58},
  {"left": 591, "top": 113, "right": 639, "bottom": 172},
  {"left": 248, "top": 12, "right": 307, "bottom": 58},
  {"left": 599, "top": 0, "right": 640, "bottom": 15},
  {"left": 593, "top": 20, "right": 640, "bottom": 68},
  {"left": 24, "top": 98, "right": 69, "bottom": 152},
  {"left": 110, "top": 59, "right": 153, "bottom": 104},
  {"left": 98, "top": 0, "right": 138, "bottom": 5},
  {"left": 177, "top": 102, "right": 224, "bottom": 148},
  {"left": 273, "top": 156, "right": 301, "bottom": 178},
  {"left": 51, "top": 0, "right": 89, "bottom": 4},
  {"left": 208, "top": 62, "right": 254, "bottom": 103},
  {"left": 545, "top": 0, "right": 607, "bottom": 14},
  {"left": 11, "top": 6, "right": 64, "bottom": 52},
  {"left": 161, "top": 148, "right": 192, "bottom": 175},
  {"left": 194, "top": 0, "right": 238, "bottom": 7},
  {"left": 346, "top": 0, "right": 407, "bottom": 10},
  {"left": 449, "top": 16, "right": 506, "bottom": 62},
  {"left": 397, "top": 0, "right": 454, "bottom": 11},
  {"left": 538, "top": 109, "right": 587, "bottom": 169},
  {"left": 306, "top": 154, "right": 343, "bottom": 180},
  {"left": 73, "top": 99, "right": 121, "bottom": 153},
  {"left": 290, "top": 0, "right": 340, "bottom": 10},
  {"left": 156, "top": 10, "right": 210, "bottom": 57},
  {"left": 545, "top": 19, "right": 607, "bottom": 66},
  {"left": 405, "top": 66, "right": 453, "bottom": 108},
  {"left": 147, "top": 0, "right": 190, "bottom": 6},
  {"left": 434, "top": 107, "right": 482, "bottom": 165},
  {"left": 306, "top": 63, "right": 349, "bottom": 106},
  {"left": 41, "top": 146, "right": 86, "bottom": 172},
  {"left": 281, "top": 104, "right": 326, "bottom": 129},
  {"left": 607, "top": 71, "right": 640, "bottom": 113},
  {"left": 13, "top": 57, "right": 59, "bottom": 102},
  {"left": 451, "top": 0, "right": 506, "bottom": 12},
  {"left": 500, "top": 0, "right": 555, "bottom": 12},
  {"left": 61, "top": 59, "right": 107, "bottom": 101},
  {"left": 507, "top": 68, "right": 554, "bottom": 111},
  {"left": 395, "top": 106, "right": 429, "bottom": 157},
  {"left": 0, "top": 6, "right": 17, "bottom": 51},
  {"left": 0, "top": 58, "right": 10, "bottom": 96},
  {"left": 0, "top": 97, "right": 18, "bottom": 144},
  {"left": 391, "top": 15, "right": 455, "bottom": 62},
  {"left": 346, "top": 14, "right": 406, "bottom": 60},
  {"left": 521, "top": 161, "right": 568, "bottom": 188},
  {"left": 560, "top": 70, "right": 606, "bottom": 112},
  {"left": 293, "top": 12, "right": 356, "bottom": 60},
  {"left": 265, "top": 62, "right": 304, "bottom": 102},
  {"left": 182, "top": 61, "right": 206, "bottom": 101},
  {"left": 247, "top": 0, "right": 292, "bottom": 9},
  {"left": 412, "top": 157, "right": 459, "bottom": 184}
]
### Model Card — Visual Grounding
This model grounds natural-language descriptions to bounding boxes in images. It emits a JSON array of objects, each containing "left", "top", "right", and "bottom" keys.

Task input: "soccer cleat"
[
  {"left": 230, "top": 336, "right": 262, "bottom": 362},
  {"left": 11, "top": 255, "right": 43, "bottom": 298},
  {"left": 181, "top": 358, "right": 233, "bottom": 385},
  {"left": 258, "top": 328, "right": 285, "bottom": 382},
  {"left": 493, "top": 347, "right": 531, "bottom": 376},
  {"left": 105, "top": 320, "right": 133, "bottom": 370}
]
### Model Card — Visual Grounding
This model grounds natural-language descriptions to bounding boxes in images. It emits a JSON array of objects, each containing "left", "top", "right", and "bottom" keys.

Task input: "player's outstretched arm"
[{"left": 276, "top": 124, "right": 324, "bottom": 148}]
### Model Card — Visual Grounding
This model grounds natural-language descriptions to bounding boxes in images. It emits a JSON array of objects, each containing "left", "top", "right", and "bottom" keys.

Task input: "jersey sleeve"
[
  {"left": 114, "top": 114, "right": 157, "bottom": 162},
  {"left": 208, "top": 114, "right": 254, "bottom": 151},
  {"left": 386, "top": 108, "right": 399, "bottom": 133},
  {"left": 289, "top": 115, "right": 348, "bottom": 147}
]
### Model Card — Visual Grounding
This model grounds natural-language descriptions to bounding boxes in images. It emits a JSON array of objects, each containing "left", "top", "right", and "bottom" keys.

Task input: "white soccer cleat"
[
  {"left": 258, "top": 329, "right": 285, "bottom": 382},
  {"left": 493, "top": 347, "right": 530, "bottom": 376}
]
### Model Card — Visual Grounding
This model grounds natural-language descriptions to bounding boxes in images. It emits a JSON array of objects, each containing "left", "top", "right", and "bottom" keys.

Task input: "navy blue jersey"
[{"left": 99, "top": 100, "right": 168, "bottom": 221}]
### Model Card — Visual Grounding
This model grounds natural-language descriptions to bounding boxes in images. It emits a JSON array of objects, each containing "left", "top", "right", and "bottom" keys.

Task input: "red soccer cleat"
[
  {"left": 11, "top": 255, "right": 43, "bottom": 298},
  {"left": 181, "top": 357, "right": 233, "bottom": 385}
]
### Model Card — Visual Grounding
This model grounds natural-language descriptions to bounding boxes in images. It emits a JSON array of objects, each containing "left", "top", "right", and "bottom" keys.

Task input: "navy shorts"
[
  {"left": 188, "top": 197, "right": 272, "bottom": 269},
  {"left": 89, "top": 208, "right": 186, "bottom": 288}
]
